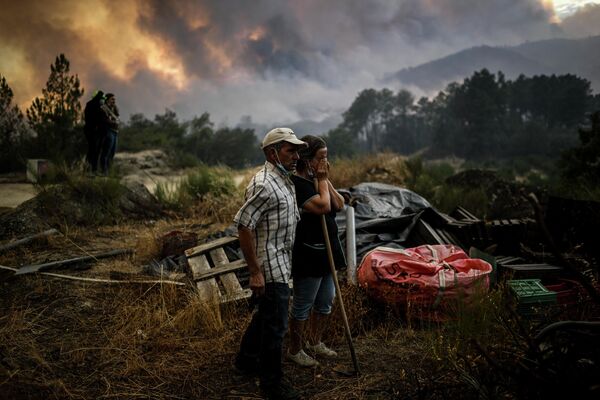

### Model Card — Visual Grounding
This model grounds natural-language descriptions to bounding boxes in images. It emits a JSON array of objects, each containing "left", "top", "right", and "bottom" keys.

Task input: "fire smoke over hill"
[{"left": 1, "top": 0, "right": 599, "bottom": 127}]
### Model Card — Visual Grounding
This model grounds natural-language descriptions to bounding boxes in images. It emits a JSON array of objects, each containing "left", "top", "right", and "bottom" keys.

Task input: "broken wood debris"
[
  {"left": 0, "top": 264, "right": 185, "bottom": 285},
  {"left": 0, "top": 229, "right": 59, "bottom": 252},
  {"left": 185, "top": 236, "right": 251, "bottom": 304},
  {"left": 185, "top": 236, "right": 238, "bottom": 258},
  {"left": 15, "top": 248, "right": 133, "bottom": 276}
]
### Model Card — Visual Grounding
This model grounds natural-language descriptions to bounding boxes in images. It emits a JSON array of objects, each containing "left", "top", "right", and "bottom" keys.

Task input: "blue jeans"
[
  {"left": 291, "top": 274, "right": 335, "bottom": 321},
  {"left": 99, "top": 130, "right": 117, "bottom": 174},
  {"left": 236, "top": 282, "right": 291, "bottom": 388}
]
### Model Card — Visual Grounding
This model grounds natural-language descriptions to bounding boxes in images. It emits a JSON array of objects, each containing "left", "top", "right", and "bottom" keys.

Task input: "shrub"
[
  {"left": 329, "top": 152, "right": 410, "bottom": 188},
  {"left": 431, "top": 185, "right": 489, "bottom": 216},
  {"left": 154, "top": 164, "right": 235, "bottom": 211},
  {"left": 35, "top": 167, "right": 126, "bottom": 226}
]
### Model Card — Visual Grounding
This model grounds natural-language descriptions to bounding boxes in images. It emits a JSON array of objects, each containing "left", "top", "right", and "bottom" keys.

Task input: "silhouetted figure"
[
  {"left": 83, "top": 90, "right": 105, "bottom": 173},
  {"left": 98, "top": 93, "right": 120, "bottom": 176}
]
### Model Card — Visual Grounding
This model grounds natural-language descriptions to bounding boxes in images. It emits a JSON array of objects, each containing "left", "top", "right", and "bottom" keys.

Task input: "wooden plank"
[
  {"left": 500, "top": 264, "right": 563, "bottom": 272},
  {"left": 455, "top": 206, "right": 480, "bottom": 221},
  {"left": 0, "top": 229, "right": 59, "bottom": 252},
  {"left": 15, "top": 249, "right": 133, "bottom": 275},
  {"left": 187, "top": 254, "right": 221, "bottom": 302},
  {"left": 184, "top": 236, "right": 238, "bottom": 258},
  {"left": 436, "top": 229, "right": 464, "bottom": 248},
  {"left": 504, "top": 263, "right": 562, "bottom": 269},
  {"left": 221, "top": 288, "right": 252, "bottom": 304},
  {"left": 194, "top": 259, "right": 247, "bottom": 281},
  {"left": 417, "top": 220, "right": 446, "bottom": 245},
  {"left": 496, "top": 257, "right": 523, "bottom": 264},
  {"left": 209, "top": 248, "right": 244, "bottom": 297}
]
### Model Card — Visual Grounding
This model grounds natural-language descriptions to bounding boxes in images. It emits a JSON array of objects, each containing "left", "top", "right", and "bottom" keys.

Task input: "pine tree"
[
  {"left": 26, "top": 54, "right": 84, "bottom": 162},
  {"left": 0, "top": 75, "right": 29, "bottom": 172}
]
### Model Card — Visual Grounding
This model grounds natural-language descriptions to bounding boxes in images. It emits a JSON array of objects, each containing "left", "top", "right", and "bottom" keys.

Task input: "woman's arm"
[
  {"left": 301, "top": 159, "right": 331, "bottom": 215},
  {"left": 327, "top": 180, "right": 345, "bottom": 211},
  {"left": 302, "top": 178, "right": 331, "bottom": 215}
]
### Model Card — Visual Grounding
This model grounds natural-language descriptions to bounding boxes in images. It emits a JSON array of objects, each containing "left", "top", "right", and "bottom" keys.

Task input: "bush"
[
  {"left": 35, "top": 167, "right": 126, "bottom": 226},
  {"left": 431, "top": 185, "right": 489, "bottom": 216},
  {"left": 154, "top": 164, "right": 235, "bottom": 211},
  {"left": 166, "top": 150, "right": 200, "bottom": 169},
  {"left": 329, "top": 153, "right": 410, "bottom": 188}
]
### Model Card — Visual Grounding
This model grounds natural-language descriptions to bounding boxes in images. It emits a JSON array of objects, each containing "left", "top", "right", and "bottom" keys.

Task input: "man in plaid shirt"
[{"left": 234, "top": 127, "right": 307, "bottom": 400}]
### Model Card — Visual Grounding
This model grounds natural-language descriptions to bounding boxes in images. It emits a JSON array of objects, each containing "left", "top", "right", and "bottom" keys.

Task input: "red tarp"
[{"left": 357, "top": 245, "right": 493, "bottom": 308}]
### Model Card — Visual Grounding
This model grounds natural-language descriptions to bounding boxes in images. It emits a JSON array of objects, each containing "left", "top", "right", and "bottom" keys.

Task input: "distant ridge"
[{"left": 389, "top": 35, "right": 600, "bottom": 92}]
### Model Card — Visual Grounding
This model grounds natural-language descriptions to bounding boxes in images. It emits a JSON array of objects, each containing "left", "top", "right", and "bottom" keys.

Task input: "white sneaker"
[
  {"left": 306, "top": 342, "right": 337, "bottom": 357},
  {"left": 286, "top": 349, "right": 319, "bottom": 367}
]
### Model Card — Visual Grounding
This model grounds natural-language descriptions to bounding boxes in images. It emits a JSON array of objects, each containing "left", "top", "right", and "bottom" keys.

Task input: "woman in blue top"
[{"left": 286, "top": 135, "right": 346, "bottom": 367}]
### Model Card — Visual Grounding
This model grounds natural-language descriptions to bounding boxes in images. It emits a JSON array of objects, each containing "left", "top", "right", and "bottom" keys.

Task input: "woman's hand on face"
[{"left": 315, "top": 158, "right": 329, "bottom": 180}]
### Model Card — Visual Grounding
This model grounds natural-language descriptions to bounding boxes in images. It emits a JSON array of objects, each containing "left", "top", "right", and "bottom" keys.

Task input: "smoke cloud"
[{"left": 0, "top": 0, "right": 597, "bottom": 130}]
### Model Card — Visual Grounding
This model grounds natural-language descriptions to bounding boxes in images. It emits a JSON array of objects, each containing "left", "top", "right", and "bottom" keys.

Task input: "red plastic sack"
[{"left": 357, "top": 245, "right": 493, "bottom": 308}]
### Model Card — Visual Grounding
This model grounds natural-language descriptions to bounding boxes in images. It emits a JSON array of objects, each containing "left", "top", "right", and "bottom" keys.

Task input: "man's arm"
[{"left": 238, "top": 224, "right": 265, "bottom": 296}]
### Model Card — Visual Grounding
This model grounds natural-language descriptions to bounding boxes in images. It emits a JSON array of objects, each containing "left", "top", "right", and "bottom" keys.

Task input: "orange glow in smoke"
[{"left": 248, "top": 26, "right": 267, "bottom": 42}]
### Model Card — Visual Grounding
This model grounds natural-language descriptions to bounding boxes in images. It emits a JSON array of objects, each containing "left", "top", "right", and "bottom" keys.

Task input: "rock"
[
  {"left": 0, "top": 178, "right": 164, "bottom": 238},
  {"left": 119, "top": 181, "right": 164, "bottom": 219}
]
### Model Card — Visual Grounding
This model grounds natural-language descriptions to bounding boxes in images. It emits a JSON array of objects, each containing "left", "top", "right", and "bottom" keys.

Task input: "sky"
[{"left": 1, "top": 0, "right": 600, "bottom": 131}]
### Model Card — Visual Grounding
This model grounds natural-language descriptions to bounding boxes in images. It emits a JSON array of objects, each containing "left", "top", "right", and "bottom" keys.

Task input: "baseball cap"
[{"left": 261, "top": 127, "right": 308, "bottom": 149}]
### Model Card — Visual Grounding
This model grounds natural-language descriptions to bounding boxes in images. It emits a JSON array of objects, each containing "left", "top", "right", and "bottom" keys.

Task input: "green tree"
[
  {"left": 207, "top": 127, "right": 260, "bottom": 168},
  {"left": 0, "top": 75, "right": 29, "bottom": 172},
  {"left": 182, "top": 112, "right": 214, "bottom": 162},
  {"left": 383, "top": 89, "right": 417, "bottom": 154},
  {"left": 560, "top": 110, "right": 600, "bottom": 186},
  {"left": 323, "top": 127, "right": 357, "bottom": 158},
  {"left": 342, "top": 88, "right": 383, "bottom": 152},
  {"left": 120, "top": 109, "right": 187, "bottom": 152},
  {"left": 26, "top": 54, "right": 84, "bottom": 162},
  {"left": 444, "top": 69, "right": 507, "bottom": 159}
]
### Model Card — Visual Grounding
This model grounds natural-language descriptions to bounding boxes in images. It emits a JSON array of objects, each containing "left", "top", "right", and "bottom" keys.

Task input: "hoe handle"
[{"left": 314, "top": 178, "right": 360, "bottom": 374}]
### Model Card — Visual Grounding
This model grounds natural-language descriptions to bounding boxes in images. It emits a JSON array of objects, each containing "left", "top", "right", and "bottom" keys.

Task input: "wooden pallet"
[{"left": 184, "top": 236, "right": 251, "bottom": 304}]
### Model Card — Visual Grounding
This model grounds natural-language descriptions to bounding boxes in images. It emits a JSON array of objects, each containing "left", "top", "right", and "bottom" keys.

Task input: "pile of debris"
[
  {"left": 2, "top": 178, "right": 598, "bottom": 314},
  {"left": 131, "top": 181, "right": 600, "bottom": 312},
  {"left": 445, "top": 169, "right": 536, "bottom": 219}
]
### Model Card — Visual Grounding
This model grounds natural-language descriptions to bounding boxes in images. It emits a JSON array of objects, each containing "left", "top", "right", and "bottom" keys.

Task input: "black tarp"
[{"left": 337, "top": 182, "right": 452, "bottom": 260}]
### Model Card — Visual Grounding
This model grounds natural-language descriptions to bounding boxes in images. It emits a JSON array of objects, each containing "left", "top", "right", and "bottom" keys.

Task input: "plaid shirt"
[{"left": 234, "top": 162, "right": 300, "bottom": 284}]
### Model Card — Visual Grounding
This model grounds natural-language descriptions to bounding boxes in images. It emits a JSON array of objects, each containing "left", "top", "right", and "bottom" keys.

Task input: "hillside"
[{"left": 390, "top": 35, "right": 600, "bottom": 92}]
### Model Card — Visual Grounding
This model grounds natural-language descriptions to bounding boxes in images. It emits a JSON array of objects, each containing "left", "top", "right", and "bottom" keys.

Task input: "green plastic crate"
[{"left": 508, "top": 279, "right": 556, "bottom": 315}]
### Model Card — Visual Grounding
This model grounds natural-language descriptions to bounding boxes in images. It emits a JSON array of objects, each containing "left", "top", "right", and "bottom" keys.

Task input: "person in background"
[
  {"left": 233, "top": 128, "right": 307, "bottom": 400},
  {"left": 83, "top": 90, "right": 104, "bottom": 174},
  {"left": 98, "top": 93, "right": 120, "bottom": 176},
  {"left": 287, "top": 135, "right": 346, "bottom": 367}
]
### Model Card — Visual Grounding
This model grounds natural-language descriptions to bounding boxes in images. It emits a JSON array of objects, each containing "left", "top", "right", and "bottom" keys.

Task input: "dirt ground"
[
  {"left": 0, "top": 223, "right": 461, "bottom": 400},
  {"left": 0, "top": 150, "right": 245, "bottom": 211},
  {"left": 1, "top": 153, "right": 598, "bottom": 399},
  {"left": 0, "top": 183, "right": 37, "bottom": 208},
  {"left": 2, "top": 221, "right": 597, "bottom": 399}
]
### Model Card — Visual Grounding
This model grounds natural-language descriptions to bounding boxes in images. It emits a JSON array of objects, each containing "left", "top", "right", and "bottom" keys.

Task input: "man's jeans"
[
  {"left": 236, "top": 282, "right": 291, "bottom": 388},
  {"left": 99, "top": 130, "right": 117, "bottom": 175}
]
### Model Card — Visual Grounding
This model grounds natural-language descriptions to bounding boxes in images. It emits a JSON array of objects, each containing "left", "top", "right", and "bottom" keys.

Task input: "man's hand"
[
  {"left": 249, "top": 272, "right": 265, "bottom": 296},
  {"left": 238, "top": 225, "right": 265, "bottom": 296}
]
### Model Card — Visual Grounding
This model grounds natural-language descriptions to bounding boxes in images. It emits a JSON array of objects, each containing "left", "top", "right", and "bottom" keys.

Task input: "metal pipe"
[{"left": 345, "top": 204, "right": 357, "bottom": 285}]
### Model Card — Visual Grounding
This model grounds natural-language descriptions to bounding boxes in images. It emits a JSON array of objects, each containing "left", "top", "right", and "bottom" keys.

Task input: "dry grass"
[
  {"left": 1, "top": 256, "right": 485, "bottom": 400},
  {"left": 2, "top": 153, "right": 598, "bottom": 399},
  {"left": 329, "top": 152, "right": 410, "bottom": 188},
  {"left": 2, "top": 242, "right": 597, "bottom": 399}
]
